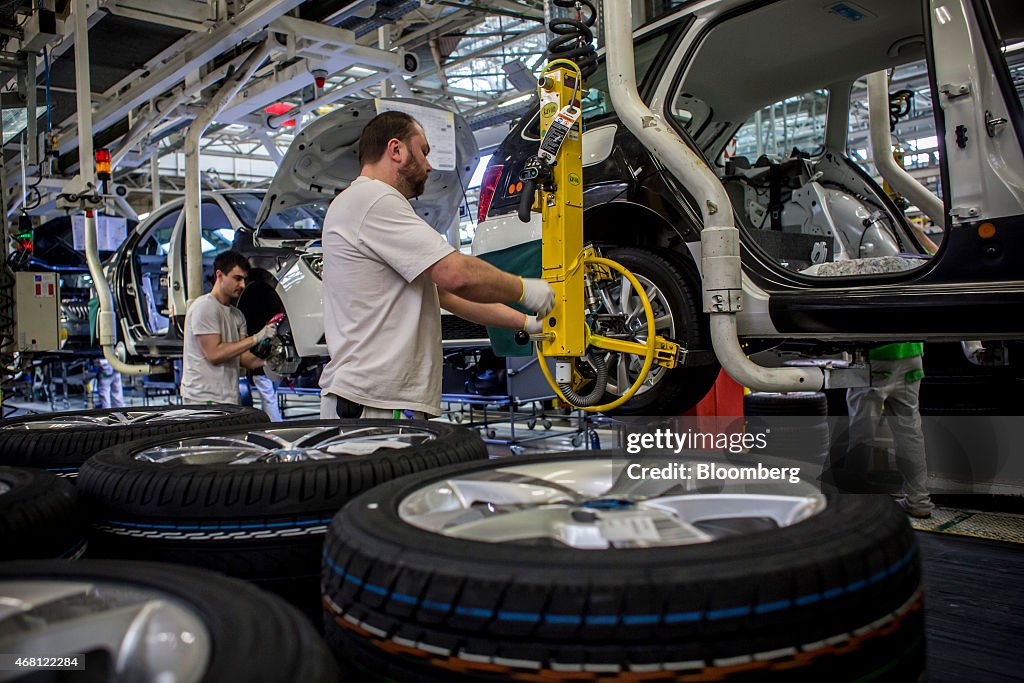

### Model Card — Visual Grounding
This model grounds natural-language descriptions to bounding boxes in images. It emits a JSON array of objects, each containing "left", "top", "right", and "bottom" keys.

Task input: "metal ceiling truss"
[{"left": 2, "top": 0, "right": 550, "bottom": 219}]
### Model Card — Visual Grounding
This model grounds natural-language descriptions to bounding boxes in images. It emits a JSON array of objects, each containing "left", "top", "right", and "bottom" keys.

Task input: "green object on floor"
[
  {"left": 910, "top": 507, "right": 1024, "bottom": 544},
  {"left": 477, "top": 240, "right": 542, "bottom": 357}
]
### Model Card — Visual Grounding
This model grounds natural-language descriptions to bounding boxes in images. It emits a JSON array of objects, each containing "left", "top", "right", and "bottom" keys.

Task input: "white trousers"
[
  {"left": 846, "top": 357, "right": 933, "bottom": 510},
  {"left": 252, "top": 374, "right": 282, "bottom": 422},
  {"left": 97, "top": 360, "right": 125, "bottom": 409}
]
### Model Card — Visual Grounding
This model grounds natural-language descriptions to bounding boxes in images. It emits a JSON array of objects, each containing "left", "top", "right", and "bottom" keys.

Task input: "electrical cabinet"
[{"left": 15, "top": 271, "right": 61, "bottom": 351}]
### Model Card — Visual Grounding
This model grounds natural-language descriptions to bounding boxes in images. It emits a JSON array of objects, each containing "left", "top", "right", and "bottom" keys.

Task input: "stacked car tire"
[
  {"left": 321, "top": 453, "right": 925, "bottom": 682},
  {"left": 0, "top": 404, "right": 270, "bottom": 477},
  {"left": 1, "top": 405, "right": 925, "bottom": 681},
  {"left": 745, "top": 391, "right": 832, "bottom": 464},
  {"left": 75, "top": 419, "right": 489, "bottom": 613}
]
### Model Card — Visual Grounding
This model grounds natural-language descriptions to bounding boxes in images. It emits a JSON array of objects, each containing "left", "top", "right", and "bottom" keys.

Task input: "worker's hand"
[
  {"left": 252, "top": 322, "right": 279, "bottom": 345},
  {"left": 520, "top": 277, "right": 555, "bottom": 317},
  {"left": 961, "top": 340, "right": 985, "bottom": 365},
  {"left": 524, "top": 315, "right": 544, "bottom": 334}
]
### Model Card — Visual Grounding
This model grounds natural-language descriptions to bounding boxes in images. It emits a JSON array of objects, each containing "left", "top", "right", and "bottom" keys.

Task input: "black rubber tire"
[
  {"left": 600, "top": 247, "right": 721, "bottom": 415},
  {"left": 323, "top": 452, "right": 924, "bottom": 682},
  {"left": 748, "top": 419, "right": 832, "bottom": 464},
  {"left": 745, "top": 392, "right": 829, "bottom": 416},
  {"left": 77, "top": 419, "right": 488, "bottom": 613},
  {"left": 0, "top": 404, "right": 270, "bottom": 477},
  {"left": 0, "top": 467, "right": 85, "bottom": 560},
  {"left": 0, "top": 559, "right": 338, "bottom": 682},
  {"left": 823, "top": 388, "right": 850, "bottom": 417}
]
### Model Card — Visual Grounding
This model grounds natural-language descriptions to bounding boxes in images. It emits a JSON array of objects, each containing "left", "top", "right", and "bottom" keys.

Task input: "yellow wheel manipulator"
[{"left": 516, "top": 53, "right": 681, "bottom": 413}]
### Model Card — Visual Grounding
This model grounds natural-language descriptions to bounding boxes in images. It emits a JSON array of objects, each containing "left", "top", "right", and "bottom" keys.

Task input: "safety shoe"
[{"left": 895, "top": 498, "right": 933, "bottom": 519}]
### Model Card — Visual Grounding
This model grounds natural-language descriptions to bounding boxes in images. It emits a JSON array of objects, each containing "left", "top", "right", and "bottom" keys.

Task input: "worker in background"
[
  {"left": 96, "top": 358, "right": 124, "bottom": 409},
  {"left": 180, "top": 250, "right": 278, "bottom": 405},
  {"left": 319, "top": 111, "right": 554, "bottom": 420},
  {"left": 846, "top": 342, "right": 934, "bottom": 518},
  {"left": 252, "top": 370, "right": 282, "bottom": 421},
  {"left": 88, "top": 295, "right": 125, "bottom": 409}
]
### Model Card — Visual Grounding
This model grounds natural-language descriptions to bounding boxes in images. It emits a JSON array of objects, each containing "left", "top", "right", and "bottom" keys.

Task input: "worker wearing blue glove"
[{"left": 320, "top": 110, "right": 554, "bottom": 419}]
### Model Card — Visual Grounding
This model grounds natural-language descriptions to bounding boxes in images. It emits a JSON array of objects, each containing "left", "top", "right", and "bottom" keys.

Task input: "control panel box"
[{"left": 15, "top": 272, "right": 61, "bottom": 352}]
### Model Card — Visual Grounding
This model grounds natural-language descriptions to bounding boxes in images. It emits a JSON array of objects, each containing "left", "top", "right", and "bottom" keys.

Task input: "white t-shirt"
[
  {"left": 319, "top": 176, "right": 455, "bottom": 415},
  {"left": 180, "top": 293, "right": 248, "bottom": 404}
]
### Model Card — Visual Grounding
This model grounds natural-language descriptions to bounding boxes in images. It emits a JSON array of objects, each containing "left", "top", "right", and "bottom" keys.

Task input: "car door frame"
[
  {"left": 112, "top": 200, "right": 183, "bottom": 356},
  {"left": 166, "top": 193, "right": 246, "bottom": 328}
]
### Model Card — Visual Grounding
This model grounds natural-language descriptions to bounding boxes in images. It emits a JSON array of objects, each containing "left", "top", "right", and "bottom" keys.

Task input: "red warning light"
[
  {"left": 95, "top": 148, "right": 111, "bottom": 180},
  {"left": 265, "top": 103, "right": 296, "bottom": 127}
]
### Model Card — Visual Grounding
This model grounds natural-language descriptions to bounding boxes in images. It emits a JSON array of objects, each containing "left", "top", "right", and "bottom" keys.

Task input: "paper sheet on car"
[
  {"left": 375, "top": 99, "right": 457, "bottom": 171},
  {"left": 72, "top": 214, "right": 128, "bottom": 251},
  {"left": 597, "top": 514, "right": 662, "bottom": 543}
]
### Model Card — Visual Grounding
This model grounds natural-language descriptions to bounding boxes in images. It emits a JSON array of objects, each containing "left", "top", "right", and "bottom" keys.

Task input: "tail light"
[{"left": 477, "top": 164, "right": 504, "bottom": 224}]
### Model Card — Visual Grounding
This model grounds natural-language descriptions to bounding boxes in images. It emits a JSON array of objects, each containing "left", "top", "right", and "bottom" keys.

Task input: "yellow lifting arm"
[{"left": 519, "top": 60, "right": 680, "bottom": 412}]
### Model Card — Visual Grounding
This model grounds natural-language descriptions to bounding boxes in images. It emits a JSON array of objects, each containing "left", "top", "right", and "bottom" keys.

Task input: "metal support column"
[{"left": 184, "top": 42, "right": 271, "bottom": 306}]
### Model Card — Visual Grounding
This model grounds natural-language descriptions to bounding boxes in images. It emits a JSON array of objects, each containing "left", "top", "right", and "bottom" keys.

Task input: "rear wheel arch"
[
  {"left": 237, "top": 269, "right": 286, "bottom": 336},
  {"left": 584, "top": 200, "right": 701, "bottom": 275}
]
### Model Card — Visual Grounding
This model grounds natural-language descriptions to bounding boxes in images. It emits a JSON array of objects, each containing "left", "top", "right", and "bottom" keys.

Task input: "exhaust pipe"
[{"left": 602, "top": 0, "right": 824, "bottom": 392}]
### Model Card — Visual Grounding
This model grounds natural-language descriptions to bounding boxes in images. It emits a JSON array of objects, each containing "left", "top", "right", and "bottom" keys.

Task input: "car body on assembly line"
[
  {"left": 110, "top": 98, "right": 481, "bottom": 380},
  {"left": 473, "top": 0, "right": 1024, "bottom": 414}
]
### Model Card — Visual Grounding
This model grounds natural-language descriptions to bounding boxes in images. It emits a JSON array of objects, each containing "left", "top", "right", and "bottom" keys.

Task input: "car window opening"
[{"left": 670, "top": 0, "right": 939, "bottom": 280}]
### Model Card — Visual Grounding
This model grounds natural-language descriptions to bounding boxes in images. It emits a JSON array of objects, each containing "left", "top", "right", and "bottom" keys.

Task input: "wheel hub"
[
  {"left": 398, "top": 458, "right": 826, "bottom": 549},
  {"left": 252, "top": 448, "right": 334, "bottom": 463}
]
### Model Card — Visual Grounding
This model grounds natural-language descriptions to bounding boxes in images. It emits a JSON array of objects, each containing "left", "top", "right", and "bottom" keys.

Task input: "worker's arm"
[
  {"left": 196, "top": 333, "right": 259, "bottom": 366},
  {"left": 239, "top": 351, "right": 265, "bottom": 370},
  {"left": 909, "top": 223, "right": 939, "bottom": 255},
  {"left": 437, "top": 289, "right": 530, "bottom": 329},
  {"left": 429, "top": 252, "right": 523, "bottom": 302},
  {"left": 430, "top": 252, "right": 553, "bottom": 316}
]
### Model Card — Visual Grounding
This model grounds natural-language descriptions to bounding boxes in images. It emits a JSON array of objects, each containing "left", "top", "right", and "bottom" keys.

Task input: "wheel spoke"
[
  {"left": 446, "top": 477, "right": 583, "bottom": 506},
  {"left": 645, "top": 284, "right": 659, "bottom": 307},
  {"left": 439, "top": 506, "right": 577, "bottom": 544},
  {"left": 616, "top": 357, "right": 630, "bottom": 391},
  {"left": 242, "top": 430, "right": 300, "bottom": 450},
  {"left": 135, "top": 443, "right": 267, "bottom": 464},
  {"left": 639, "top": 493, "right": 823, "bottom": 527},
  {"left": 132, "top": 425, "right": 438, "bottom": 464},
  {"left": 2, "top": 408, "right": 235, "bottom": 430},
  {"left": 0, "top": 580, "right": 209, "bottom": 683},
  {"left": 497, "top": 460, "right": 616, "bottom": 498},
  {"left": 598, "top": 284, "right": 620, "bottom": 316},
  {"left": 618, "top": 277, "right": 634, "bottom": 317},
  {"left": 315, "top": 426, "right": 433, "bottom": 455},
  {"left": 133, "top": 409, "right": 229, "bottom": 424}
]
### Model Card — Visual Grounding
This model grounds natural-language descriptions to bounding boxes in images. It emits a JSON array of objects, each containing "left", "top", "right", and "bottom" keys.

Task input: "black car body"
[{"left": 472, "top": 0, "right": 1024, "bottom": 412}]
